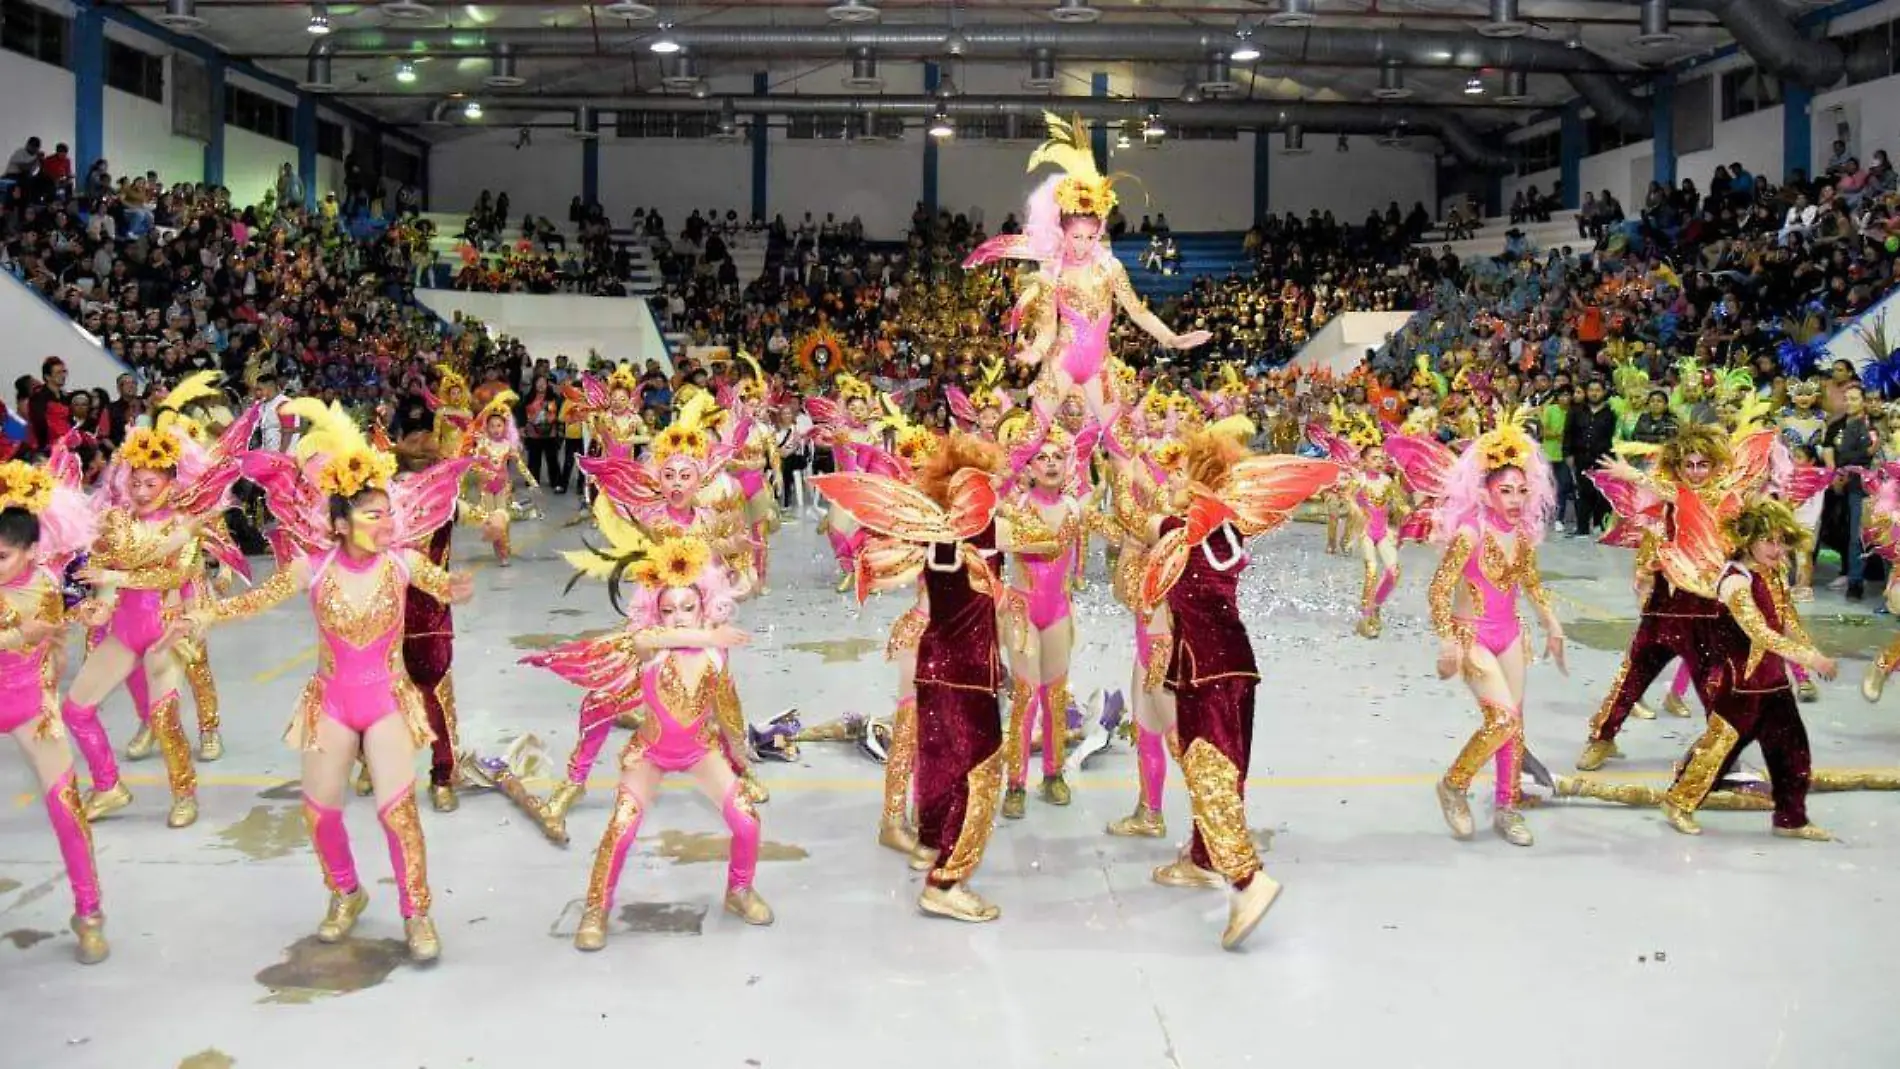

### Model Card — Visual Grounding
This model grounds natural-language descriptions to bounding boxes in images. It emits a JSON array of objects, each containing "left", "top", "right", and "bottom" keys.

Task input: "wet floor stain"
[
  {"left": 548, "top": 608, "right": 586, "bottom": 618},
  {"left": 1565, "top": 618, "right": 1638, "bottom": 653},
  {"left": 2, "top": 928, "right": 54, "bottom": 950},
  {"left": 651, "top": 829, "right": 809, "bottom": 865},
  {"left": 177, "top": 1050, "right": 235, "bottom": 1069},
  {"left": 786, "top": 637, "right": 882, "bottom": 663},
  {"left": 511, "top": 628, "right": 615, "bottom": 651},
  {"left": 256, "top": 780, "right": 303, "bottom": 801},
  {"left": 620, "top": 901, "right": 707, "bottom": 936},
  {"left": 215, "top": 806, "right": 308, "bottom": 861},
  {"left": 0, "top": 877, "right": 19, "bottom": 895},
  {"left": 254, "top": 936, "right": 408, "bottom": 1005},
  {"left": 1568, "top": 614, "right": 1891, "bottom": 659}
]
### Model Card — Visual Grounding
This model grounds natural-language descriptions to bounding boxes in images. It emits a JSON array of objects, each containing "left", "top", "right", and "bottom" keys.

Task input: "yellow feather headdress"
[
  {"left": 835, "top": 373, "right": 876, "bottom": 404},
  {"left": 434, "top": 362, "right": 470, "bottom": 400},
  {"left": 1031, "top": 112, "right": 1117, "bottom": 219},
  {"left": 606, "top": 363, "right": 640, "bottom": 396},
  {"left": 967, "top": 358, "right": 1009, "bottom": 412},
  {"left": 1474, "top": 405, "right": 1539, "bottom": 473},
  {"left": 652, "top": 390, "right": 719, "bottom": 464},
  {"left": 283, "top": 397, "right": 396, "bottom": 498},
  {"left": 477, "top": 390, "right": 519, "bottom": 428}
]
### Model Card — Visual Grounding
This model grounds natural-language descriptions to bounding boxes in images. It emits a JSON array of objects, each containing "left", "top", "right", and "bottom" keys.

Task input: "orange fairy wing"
[
  {"left": 944, "top": 468, "right": 1000, "bottom": 541},
  {"left": 1220, "top": 456, "right": 1345, "bottom": 536},
  {"left": 519, "top": 630, "right": 643, "bottom": 694},
  {"left": 1656, "top": 485, "right": 1726, "bottom": 599},
  {"left": 811, "top": 473, "right": 957, "bottom": 543},
  {"left": 1184, "top": 491, "right": 1237, "bottom": 546},
  {"left": 853, "top": 535, "right": 927, "bottom": 604},
  {"left": 1137, "top": 524, "right": 1193, "bottom": 614},
  {"left": 1721, "top": 429, "right": 1777, "bottom": 497}
]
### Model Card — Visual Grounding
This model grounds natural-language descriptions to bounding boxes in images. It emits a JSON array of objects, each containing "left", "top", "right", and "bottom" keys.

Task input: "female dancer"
[
  {"left": 717, "top": 371, "right": 780, "bottom": 593},
  {"left": 1000, "top": 410, "right": 1099, "bottom": 817},
  {"left": 63, "top": 377, "right": 253, "bottom": 827},
  {"left": 1420, "top": 413, "right": 1566, "bottom": 848},
  {"left": 178, "top": 399, "right": 475, "bottom": 962},
  {"left": 588, "top": 365, "right": 652, "bottom": 460},
  {"left": 526, "top": 531, "right": 772, "bottom": 951},
  {"left": 945, "top": 359, "right": 1013, "bottom": 441},
  {"left": 1311, "top": 411, "right": 1404, "bottom": 638},
  {"left": 0, "top": 453, "right": 109, "bottom": 963},
  {"left": 807, "top": 374, "right": 880, "bottom": 588},
  {"left": 426, "top": 363, "right": 475, "bottom": 459},
  {"left": 963, "top": 113, "right": 1210, "bottom": 427},
  {"left": 816, "top": 433, "right": 1055, "bottom": 923},
  {"left": 1133, "top": 432, "right": 1340, "bottom": 946},
  {"left": 464, "top": 390, "right": 535, "bottom": 566}
]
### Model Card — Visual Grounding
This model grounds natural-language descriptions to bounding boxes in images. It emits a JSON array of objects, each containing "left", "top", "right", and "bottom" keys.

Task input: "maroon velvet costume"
[
  {"left": 913, "top": 524, "right": 1005, "bottom": 890},
  {"left": 1160, "top": 516, "right": 1261, "bottom": 891},
  {"left": 1673, "top": 566, "right": 1814, "bottom": 827},
  {"left": 1588, "top": 527, "right": 1722, "bottom": 743},
  {"left": 403, "top": 522, "right": 458, "bottom": 789}
]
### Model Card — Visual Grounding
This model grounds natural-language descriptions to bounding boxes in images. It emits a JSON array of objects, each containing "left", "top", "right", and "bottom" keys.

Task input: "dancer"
[
  {"left": 1576, "top": 422, "right": 1770, "bottom": 769},
  {"left": 717, "top": 365, "right": 781, "bottom": 592},
  {"left": 0, "top": 453, "right": 109, "bottom": 963},
  {"left": 62, "top": 375, "right": 253, "bottom": 827},
  {"left": 1311, "top": 409, "right": 1404, "bottom": 638},
  {"left": 587, "top": 364, "right": 653, "bottom": 460},
  {"left": 1416, "top": 412, "right": 1566, "bottom": 847},
  {"left": 998, "top": 410, "right": 1099, "bottom": 817},
  {"left": 425, "top": 362, "right": 476, "bottom": 459},
  {"left": 945, "top": 358, "right": 1014, "bottom": 440},
  {"left": 816, "top": 433, "right": 1057, "bottom": 923},
  {"left": 1648, "top": 495, "right": 1837, "bottom": 839},
  {"left": 178, "top": 400, "right": 475, "bottom": 962},
  {"left": 1132, "top": 431, "right": 1340, "bottom": 947},
  {"left": 524, "top": 530, "right": 773, "bottom": 951},
  {"left": 464, "top": 390, "right": 535, "bottom": 566},
  {"left": 806, "top": 374, "right": 881, "bottom": 588},
  {"left": 963, "top": 112, "right": 1210, "bottom": 427}
]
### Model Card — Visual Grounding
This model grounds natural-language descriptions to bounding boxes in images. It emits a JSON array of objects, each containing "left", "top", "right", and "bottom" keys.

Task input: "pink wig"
[
  {"left": 624, "top": 560, "right": 739, "bottom": 630},
  {"left": 1433, "top": 445, "right": 1556, "bottom": 546}
]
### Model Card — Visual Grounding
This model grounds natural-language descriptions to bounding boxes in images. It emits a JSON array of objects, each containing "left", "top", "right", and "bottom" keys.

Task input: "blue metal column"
[
  {"left": 1560, "top": 102, "right": 1583, "bottom": 210},
  {"left": 295, "top": 96, "right": 318, "bottom": 210},
  {"left": 73, "top": 2, "right": 105, "bottom": 177},
  {"left": 922, "top": 62, "right": 940, "bottom": 217},
  {"left": 581, "top": 136, "right": 599, "bottom": 207},
  {"left": 1652, "top": 74, "right": 1676, "bottom": 188},
  {"left": 751, "top": 71, "right": 768, "bottom": 223},
  {"left": 1782, "top": 82, "right": 1813, "bottom": 181},
  {"left": 1089, "top": 71, "right": 1109, "bottom": 172},
  {"left": 202, "top": 56, "right": 226, "bottom": 188}
]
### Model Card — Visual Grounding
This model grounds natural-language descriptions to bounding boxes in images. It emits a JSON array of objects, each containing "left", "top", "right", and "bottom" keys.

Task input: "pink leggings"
[{"left": 591, "top": 779, "right": 759, "bottom": 914}]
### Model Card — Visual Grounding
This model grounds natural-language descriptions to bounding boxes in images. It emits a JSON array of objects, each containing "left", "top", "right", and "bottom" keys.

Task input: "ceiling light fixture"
[
  {"left": 928, "top": 108, "right": 954, "bottom": 138},
  {"left": 1231, "top": 24, "right": 1261, "bottom": 63},
  {"left": 827, "top": 0, "right": 880, "bottom": 22},
  {"left": 1634, "top": 0, "right": 1680, "bottom": 46},
  {"left": 1464, "top": 74, "right": 1485, "bottom": 95},
  {"left": 306, "top": 5, "right": 331, "bottom": 36},
  {"left": 601, "top": 2, "right": 656, "bottom": 18},
  {"left": 650, "top": 23, "right": 682, "bottom": 54},
  {"left": 463, "top": 99, "right": 483, "bottom": 119},
  {"left": 1142, "top": 106, "right": 1165, "bottom": 140},
  {"left": 396, "top": 60, "right": 418, "bottom": 84}
]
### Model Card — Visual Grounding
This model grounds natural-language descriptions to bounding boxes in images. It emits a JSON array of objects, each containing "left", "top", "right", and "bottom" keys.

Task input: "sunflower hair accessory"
[
  {"left": 651, "top": 390, "right": 720, "bottom": 464},
  {"left": 1473, "top": 406, "right": 1538, "bottom": 473},
  {"left": 640, "top": 536, "right": 713, "bottom": 591},
  {"left": 895, "top": 425, "right": 940, "bottom": 467},
  {"left": 1032, "top": 113, "right": 1118, "bottom": 219},
  {"left": 118, "top": 427, "right": 184, "bottom": 472},
  {"left": 0, "top": 461, "right": 54, "bottom": 515},
  {"left": 477, "top": 390, "right": 519, "bottom": 428},
  {"left": 434, "top": 363, "right": 470, "bottom": 398},
  {"left": 283, "top": 397, "right": 398, "bottom": 499},
  {"left": 605, "top": 364, "right": 639, "bottom": 396}
]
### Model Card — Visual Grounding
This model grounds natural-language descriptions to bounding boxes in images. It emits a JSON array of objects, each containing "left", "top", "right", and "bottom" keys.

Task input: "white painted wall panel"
[
  {"left": 1678, "top": 106, "right": 1781, "bottom": 193},
  {"left": 428, "top": 127, "right": 583, "bottom": 227},
  {"left": 770, "top": 137, "right": 921, "bottom": 239},
  {"left": 224, "top": 127, "right": 295, "bottom": 211},
  {"left": 0, "top": 49, "right": 74, "bottom": 171},
  {"left": 103, "top": 88, "right": 201, "bottom": 188},
  {"left": 1267, "top": 138, "right": 1435, "bottom": 222},
  {"left": 600, "top": 138, "right": 751, "bottom": 230}
]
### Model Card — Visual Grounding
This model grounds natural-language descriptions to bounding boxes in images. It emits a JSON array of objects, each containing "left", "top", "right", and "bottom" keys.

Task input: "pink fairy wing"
[
  {"left": 945, "top": 387, "right": 980, "bottom": 430},
  {"left": 391, "top": 457, "right": 475, "bottom": 547},
  {"left": 168, "top": 458, "right": 244, "bottom": 519},
  {"left": 1657, "top": 485, "right": 1726, "bottom": 599},
  {"left": 1305, "top": 423, "right": 1362, "bottom": 468},
  {"left": 578, "top": 455, "right": 663, "bottom": 514},
  {"left": 716, "top": 383, "right": 736, "bottom": 410},
  {"left": 1398, "top": 508, "right": 1436, "bottom": 545},
  {"left": 45, "top": 432, "right": 83, "bottom": 486},
  {"left": 520, "top": 630, "right": 643, "bottom": 695},
  {"left": 1781, "top": 464, "right": 1833, "bottom": 509},
  {"left": 1218, "top": 456, "right": 1344, "bottom": 537},
  {"left": 214, "top": 405, "right": 262, "bottom": 463},
  {"left": 579, "top": 375, "right": 607, "bottom": 411},
  {"left": 858, "top": 445, "right": 906, "bottom": 479},
  {"left": 240, "top": 451, "right": 331, "bottom": 554},
  {"left": 1069, "top": 422, "right": 1104, "bottom": 490},
  {"left": 1383, "top": 434, "right": 1454, "bottom": 502},
  {"left": 199, "top": 521, "right": 254, "bottom": 583},
  {"left": 961, "top": 233, "right": 1032, "bottom": 270}
]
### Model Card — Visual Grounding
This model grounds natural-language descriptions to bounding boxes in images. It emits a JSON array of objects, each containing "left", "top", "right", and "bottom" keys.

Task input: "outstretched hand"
[
  {"left": 1170, "top": 330, "right": 1213, "bottom": 351},
  {"left": 446, "top": 572, "right": 476, "bottom": 605},
  {"left": 1546, "top": 632, "right": 1569, "bottom": 675},
  {"left": 1811, "top": 655, "right": 1839, "bottom": 682}
]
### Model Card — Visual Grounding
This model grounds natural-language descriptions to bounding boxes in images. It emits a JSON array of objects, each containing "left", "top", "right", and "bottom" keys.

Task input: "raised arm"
[
  {"left": 403, "top": 548, "right": 475, "bottom": 604},
  {"left": 1109, "top": 260, "right": 1204, "bottom": 349},
  {"left": 196, "top": 556, "right": 309, "bottom": 627}
]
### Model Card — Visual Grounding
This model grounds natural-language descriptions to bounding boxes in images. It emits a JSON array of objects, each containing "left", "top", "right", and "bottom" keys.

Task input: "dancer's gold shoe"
[
  {"left": 429, "top": 784, "right": 459, "bottom": 813},
  {"left": 1354, "top": 613, "right": 1382, "bottom": 639},
  {"left": 1631, "top": 701, "right": 1658, "bottom": 720},
  {"left": 1037, "top": 775, "right": 1071, "bottom": 806},
  {"left": 724, "top": 888, "right": 775, "bottom": 926},
  {"left": 82, "top": 783, "right": 131, "bottom": 822},
  {"left": 918, "top": 883, "right": 1000, "bottom": 923},
  {"left": 574, "top": 905, "right": 608, "bottom": 951},
  {"left": 1152, "top": 854, "right": 1224, "bottom": 889},
  {"left": 125, "top": 725, "right": 156, "bottom": 760},
  {"left": 1435, "top": 777, "right": 1474, "bottom": 840},
  {"left": 908, "top": 846, "right": 939, "bottom": 872},
  {"left": 166, "top": 794, "right": 198, "bottom": 829},
  {"left": 1661, "top": 801, "right": 1701, "bottom": 835},
  {"left": 1796, "top": 678, "right": 1819, "bottom": 704},
  {"left": 317, "top": 888, "right": 369, "bottom": 943},
  {"left": 1772, "top": 823, "right": 1834, "bottom": 842},
  {"left": 1574, "top": 739, "right": 1622, "bottom": 771},
  {"left": 1105, "top": 803, "right": 1165, "bottom": 838},
  {"left": 71, "top": 913, "right": 109, "bottom": 965},
  {"left": 1220, "top": 875, "right": 1281, "bottom": 951},
  {"left": 1863, "top": 661, "right": 1888, "bottom": 703},
  {"left": 1001, "top": 786, "right": 1026, "bottom": 820},
  {"left": 1493, "top": 808, "right": 1533, "bottom": 847},
  {"left": 877, "top": 817, "right": 920, "bottom": 856},
  {"left": 1662, "top": 693, "right": 1692, "bottom": 718},
  {"left": 197, "top": 731, "right": 223, "bottom": 761},
  {"left": 405, "top": 915, "right": 441, "bottom": 962}
]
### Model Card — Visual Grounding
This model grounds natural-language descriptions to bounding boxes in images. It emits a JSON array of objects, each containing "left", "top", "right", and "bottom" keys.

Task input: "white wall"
[
  {"left": 0, "top": 47, "right": 74, "bottom": 169},
  {"left": 772, "top": 137, "right": 921, "bottom": 238},
  {"left": 1814, "top": 76, "right": 1900, "bottom": 176},
  {"left": 103, "top": 89, "right": 202, "bottom": 188},
  {"left": 1502, "top": 166, "right": 1561, "bottom": 214},
  {"left": 1678, "top": 104, "right": 1782, "bottom": 193},
  {"left": 603, "top": 137, "right": 750, "bottom": 229},
  {"left": 414, "top": 289, "right": 669, "bottom": 371},
  {"left": 1, "top": 270, "right": 127, "bottom": 391},
  {"left": 224, "top": 127, "right": 295, "bottom": 211},
  {"left": 429, "top": 124, "right": 583, "bottom": 227},
  {"left": 1268, "top": 137, "right": 1434, "bottom": 221}
]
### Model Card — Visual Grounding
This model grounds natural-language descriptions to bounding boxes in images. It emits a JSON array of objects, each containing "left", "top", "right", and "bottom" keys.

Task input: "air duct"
[
  {"left": 1267, "top": 0, "right": 1315, "bottom": 28},
  {"left": 1373, "top": 63, "right": 1409, "bottom": 100},
  {"left": 1680, "top": 0, "right": 1844, "bottom": 88},
  {"left": 1199, "top": 52, "right": 1237, "bottom": 95},
  {"left": 1565, "top": 70, "right": 1647, "bottom": 135},
  {"left": 1049, "top": 0, "right": 1102, "bottom": 23},
  {"left": 485, "top": 43, "right": 525, "bottom": 89},
  {"left": 300, "top": 42, "right": 336, "bottom": 91},
  {"left": 569, "top": 104, "right": 599, "bottom": 139},
  {"left": 1024, "top": 47, "right": 1058, "bottom": 90},
  {"left": 1283, "top": 124, "right": 1308, "bottom": 154},
  {"left": 1479, "top": 0, "right": 1530, "bottom": 38},
  {"left": 158, "top": 0, "right": 205, "bottom": 30},
  {"left": 844, "top": 46, "right": 882, "bottom": 89},
  {"left": 466, "top": 94, "right": 1517, "bottom": 169},
  {"left": 660, "top": 53, "right": 701, "bottom": 88},
  {"left": 1634, "top": 0, "right": 1680, "bottom": 46},
  {"left": 1497, "top": 69, "right": 1531, "bottom": 104}
]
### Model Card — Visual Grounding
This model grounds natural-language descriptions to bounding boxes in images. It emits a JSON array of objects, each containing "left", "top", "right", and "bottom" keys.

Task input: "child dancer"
[{"left": 464, "top": 390, "right": 535, "bottom": 565}]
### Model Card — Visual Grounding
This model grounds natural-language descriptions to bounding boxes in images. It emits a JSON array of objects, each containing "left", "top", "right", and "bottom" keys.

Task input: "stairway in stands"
[
  {"left": 414, "top": 211, "right": 662, "bottom": 295},
  {"left": 1109, "top": 232, "right": 1251, "bottom": 302}
]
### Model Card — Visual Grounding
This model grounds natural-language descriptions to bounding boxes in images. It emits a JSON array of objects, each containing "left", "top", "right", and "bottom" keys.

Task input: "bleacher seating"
[{"left": 1110, "top": 231, "right": 1251, "bottom": 301}]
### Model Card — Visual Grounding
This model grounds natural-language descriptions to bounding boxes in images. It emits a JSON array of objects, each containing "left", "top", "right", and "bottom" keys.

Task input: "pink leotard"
[
  {"left": 734, "top": 468, "right": 766, "bottom": 499},
  {"left": 1455, "top": 517, "right": 1525, "bottom": 657},
  {"left": 1355, "top": 475, "right": 1393, "bottom": 545},
  {"left": 1016, "top": 491, "right": 1077, "bottom": 630},
  {"left": 0, "top": 569, "right": 56, "bottom": 735},
  {"left": 1057, "top": 302, "right": 1111, "bottom": 384},
  {"left": 634, "top": 650, "right": 726, "bottom": 772},
  {"left": 308, "top": 551, "right": 410, "bottom": 733},
  {"left": 108, "top": 589, "right": 166, "bottom": 653}
]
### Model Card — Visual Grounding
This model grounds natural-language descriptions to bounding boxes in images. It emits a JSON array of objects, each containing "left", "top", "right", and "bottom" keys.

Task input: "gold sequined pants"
[
  {"left": 377, "top": 791, "right": 432, "bottom": 918},
  {"left": 1666, "top": 692, "right": 1813, "bottom": 828},
  {"left": 880, "top": 696, "right": 918, "bottom": 829},
  {"left": 180, "top": 640, "right": 219, "bottom": 735},
  {"left": 1174, "top": 675, "right": 1262, "bottom": 889},
  {"left": 1445, "top": 699, "right": 1522, "bottom": 808}
]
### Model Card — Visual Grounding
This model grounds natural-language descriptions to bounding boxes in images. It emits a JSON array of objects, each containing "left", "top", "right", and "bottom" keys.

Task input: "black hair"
[
  {"left": 326, "top": 486, "right": 389, "bottom": 533},
  {"left": 0, "top": 506, "right": 41, "bottom": 549}
]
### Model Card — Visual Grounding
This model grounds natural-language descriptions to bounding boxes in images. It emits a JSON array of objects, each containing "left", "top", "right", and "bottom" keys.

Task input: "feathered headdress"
[
  {"left": 561, "top": 492, "right": 721, "bottom": 614},
  {"left": 1473, "top": 405, "right": 1538, "bottom": 473},
  {"left": 477, "top": 389, "right": 519, "bottom": 428},
  {"left": 117, "top": 370, "right": 227, "bottom": 471},
  {"left": 0, "top": 447, "right": 96, "bottom": 563},
  {"left": 651, "top": 390, "right": 718, "bottom": 464},
  {"left": 834, "top": 373, "right": 876, "bottom": 404},
  {"left": 606, "top": 363, "right": 640, "bottom": 396},
  {"left": 1330, "top": 401, "right": 1382, "bottom": 452},
  {"left": 1030, "top": 112, "right": 1117, "bottom": 219},
  {"left": 967, "top": 358, "right": 1010, "bottom": 412},
  {"left": 434, "top": 362, "right": 470, "bottom": 400},
  {"left": 283, "top": 397, "right": 397, "bottom": 498},
  {"left": 734, "top": 351, "right": 768, "bottom": 404}
]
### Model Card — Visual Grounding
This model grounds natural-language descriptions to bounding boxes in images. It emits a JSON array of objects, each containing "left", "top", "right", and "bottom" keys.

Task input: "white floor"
[{"left": 5, "top": 500, "right": 1900, "bottom": 1069}]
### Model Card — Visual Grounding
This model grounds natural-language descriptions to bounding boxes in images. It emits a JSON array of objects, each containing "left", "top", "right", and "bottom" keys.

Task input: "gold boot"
[
  {"left": 908, "top": 845, "right": 940, "bottom": 872},
  {"left": 1575, "top": 739, "right": 1622, "bottom": 771},
  {"left": 71, "top": 913, "right": 109, "bottom": 965},
  {"left": 1631, "top": 701, "right": 1658, "bottom": 720},
  {"left": 1661, "top": 801, "right": 1702, "bottom": 835},
  {"left": 1106, "top": 803, "right": 1165, "bottom": 838},
  {"left": 1220, "top": 875, "right": 1281, "bottom": 951},
  {"left": 1354, "top": 613, "right": 1382, "bottom": 639},
  {"left": 1863, "top": 660, "right": 1889, "bottom": 703},
  {"left": 429, "top": 784, "right": 459, "bottom": 813},
  {"left": 877, "top": 817, "right": 920, "bottom": 856},
  {"left": 574, "top": 905, "right": 608, "bottom": 951},
  {"left": 166, "top": 794, "right": 198, "bottom": 829},
  {"left": 742, "top": 770, "right": 770, "bottom": 805},
  {"left": 1796, "top": 678, "right": 1819, "bottom": 704},
  {"left": 405, "top": 915, "right": 441, "bottom": 963},
  {"left": 918, "top": 882, "right": 1001, "bottom": 923},
  {"left": 82, "top": 783, "right": 132, "bottom": 822},
  {"left": 1001, "top": 786, "right": 1026, "bottom": 820},
  {"left": 1493, "top": 808, "right": 1533, "bottom": 847},
  {"left": 125, "top": 724, "right": 156, "bottom": 760},
  {"left": 724, "top": 887, "right": 775, "bottom": 926},
  {"left": 1772, "top": 824, "right": 1834, "bottom": 842},
  {"left": 197, "top": 731, "right": 223, "bottom": 762},
  {"left": 317, "top": 888, "right": 369, "bottom": 944},
  {"left": 1152, "top": 852, "right": 1224, "bottom": 889},
  {"left": 1435, "top": 777, "right": 1474, "bottom": 839},
  {"left": 1037, "top": 775, "right": 1071, "bottom": 806},
  {"left": 1662, "top": 692, "right": 1693, "bottom": 718}
]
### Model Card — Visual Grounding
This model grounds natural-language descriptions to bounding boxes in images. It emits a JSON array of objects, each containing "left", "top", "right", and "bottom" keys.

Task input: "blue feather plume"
[{"left": 1859, "top": 349, "right": 1900, "bottom": 399}]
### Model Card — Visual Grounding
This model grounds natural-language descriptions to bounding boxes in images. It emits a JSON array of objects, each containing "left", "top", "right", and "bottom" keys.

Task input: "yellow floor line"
[{"left": 248, "top": 524, "right": 555, "bottom": 685}]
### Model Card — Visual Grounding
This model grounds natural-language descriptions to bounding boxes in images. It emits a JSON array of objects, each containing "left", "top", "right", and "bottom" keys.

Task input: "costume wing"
[
  {"left": 1219, "top": 456, "right": 1345, "bottom": 538},
  {"left": 520, "top": 630, "right": 644, "bottom": 696},
  {"left": 814, "top": 473, "right": 960, "bottom": 544},
  {"left": 853, "top": 535, "right": 927, "bottom": 603},
  {"left": 1781, "top": 464, "right": 1833, "bottom": 509},
  {"left": 1137, "top": 523, "right": 1192, "bottom": 615},
  {"left": 391, "top": 457, "right": 475, "bottom": 548},
  {"left": 578, "top": 454, "right": 663, "bottom": 514},
  {"left": 961, "top": 234, "right": 1033, "bottom": 270},
  {"left": 1721, "top": 429, "right": 1778, "bottom": 498},
  {"left": 169, "top": 407, "right": 258, "bottom": 518},
  {"left": 1587, "top": 467, "right": 1667, "bottom": 550},
  {"left": 1656, "top": 485, "right": 1725, "bottom": 599},
  {"left": 945, "top": 387, "right": 980, "bottom": 430},
  {"left": 240, "top": 451, "right": 331, "bottom": 556},
  {"left": 945, "top": 469, "right": 1001, "bottom": 541},
  {"left": 198, "top": 520, "right": 253, "bottom": 584},
  {"left": 1383, "top": 434, "right": 1453, "bottom": 502}
]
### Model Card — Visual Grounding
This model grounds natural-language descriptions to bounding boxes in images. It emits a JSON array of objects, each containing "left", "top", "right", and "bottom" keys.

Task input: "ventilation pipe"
[
  {"left": 844, "top": 46, "right": 882, "bottom": 89},
  {"left": 1679, "top": 0, "right": 1844, "bottom": 87},
  {"left": 1024, "top": 47, "right": 1058, "bottom": 90},
  {"left": 485, "top": 43, "right": 525, "bottom": 89},
  {"left": 300, "top": 41, "right": 336, "bottom": 91}
]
